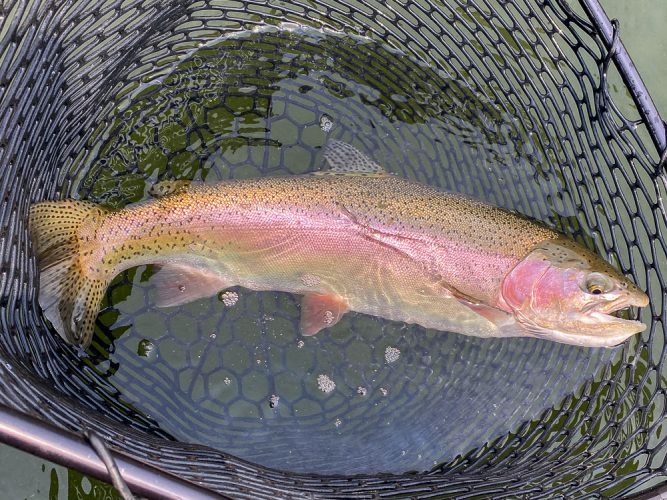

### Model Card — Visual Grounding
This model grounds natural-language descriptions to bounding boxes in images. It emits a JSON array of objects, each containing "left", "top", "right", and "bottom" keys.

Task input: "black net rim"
[{"left": 0, "top": 0, "right": 665, "bottom": 498}]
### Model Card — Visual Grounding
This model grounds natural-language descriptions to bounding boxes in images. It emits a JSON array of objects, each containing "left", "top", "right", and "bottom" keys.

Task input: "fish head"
[{"left": 500, "top": 238, "right": 649, "bottom": 347}]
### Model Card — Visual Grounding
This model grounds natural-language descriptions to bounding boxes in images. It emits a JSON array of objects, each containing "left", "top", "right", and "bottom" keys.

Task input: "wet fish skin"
[{"left": 28, "top": 142, "right": 648, "bottom": 348}]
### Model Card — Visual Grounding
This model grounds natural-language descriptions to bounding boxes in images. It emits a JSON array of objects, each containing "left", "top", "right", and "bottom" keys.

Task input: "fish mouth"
[
  {"left": 573, "top": 293, "right": 649, "bottom": 346},
  {"left": 518, "top": 293, "right": 649, "bottom": 348},
  {"left": 585, "top": 292, "right": 647, "bottom": 327},
  {"left": 586, "top": 309, "right": 645, "bottom": 334}
]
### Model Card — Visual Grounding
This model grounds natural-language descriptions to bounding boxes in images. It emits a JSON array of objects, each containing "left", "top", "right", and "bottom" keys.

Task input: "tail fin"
[{"left": 29, "top": 200, "right": 110, "bottom": 347}]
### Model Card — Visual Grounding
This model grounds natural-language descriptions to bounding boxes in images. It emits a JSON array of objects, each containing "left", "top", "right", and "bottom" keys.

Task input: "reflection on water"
[
  {"left": 0, "top": 444, "right": 120, "bottom": 500},
  {"left": 74, "top": 26, "right": 617, "bottom": 474}
]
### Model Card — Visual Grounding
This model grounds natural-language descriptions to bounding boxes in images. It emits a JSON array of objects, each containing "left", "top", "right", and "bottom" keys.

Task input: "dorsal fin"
[{"left": 320, "top": 140, "right": 387, "bottom": 175}]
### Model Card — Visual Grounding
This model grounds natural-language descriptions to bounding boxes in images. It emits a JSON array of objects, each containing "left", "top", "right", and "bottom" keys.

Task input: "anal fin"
[
  {"left": 152, "top": 263, "right": 228, "bottom": 307},
  {"left": 300, "top": 293, "right": 349, "bottom": 336}
]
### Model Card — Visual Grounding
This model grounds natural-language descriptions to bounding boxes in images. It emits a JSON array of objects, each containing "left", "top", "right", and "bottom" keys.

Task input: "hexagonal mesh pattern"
[{"left": 0, "top": 0, "right": 665, "bottom": 497}]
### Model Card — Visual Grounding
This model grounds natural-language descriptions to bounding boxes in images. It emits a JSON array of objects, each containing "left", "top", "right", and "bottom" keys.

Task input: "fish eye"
[{"left": 584, "top": 273, "right": 613, "bottom": 295}]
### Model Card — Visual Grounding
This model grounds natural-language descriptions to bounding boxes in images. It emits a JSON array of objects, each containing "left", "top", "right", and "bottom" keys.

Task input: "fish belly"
[{"left": 183, "top": 225, "right": 503, "bottom": 338}]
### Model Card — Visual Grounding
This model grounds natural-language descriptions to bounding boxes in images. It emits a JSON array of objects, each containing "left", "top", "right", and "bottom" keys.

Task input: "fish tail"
[{"left": 29, "top": 200, "right": 111, "bottom": 347}]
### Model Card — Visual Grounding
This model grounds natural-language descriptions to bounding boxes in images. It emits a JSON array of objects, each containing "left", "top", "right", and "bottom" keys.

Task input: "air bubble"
[
  {"left": 385, "top": 346, "right": 400, "bottom": 363},
  {"left": 219, "top": 291, "right": 239, "bottom": 307},
  {"left": 317, "top": 374, "right": 336, "bottom": 393},
  {"left": 319, "top": 114, "right": 334, "bottom": 132}
]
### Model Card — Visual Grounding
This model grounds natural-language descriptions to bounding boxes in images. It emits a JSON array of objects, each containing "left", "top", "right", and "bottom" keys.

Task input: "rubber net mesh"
[{"left": 0, "top": 0, "right": 665, "bottom": 497}]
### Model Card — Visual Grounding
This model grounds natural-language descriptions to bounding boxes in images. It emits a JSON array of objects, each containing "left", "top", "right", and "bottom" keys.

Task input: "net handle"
[
  {"left": 579, "top": 0, "right": 667, "bottom": 157},
  {"left": 0, "top": 404, "right": 223, "bottom": 500}
]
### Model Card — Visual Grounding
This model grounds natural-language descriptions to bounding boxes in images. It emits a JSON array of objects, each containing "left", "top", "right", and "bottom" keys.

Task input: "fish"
[{"left": 28, "top": 141, "right": 649, "bottom": 349}]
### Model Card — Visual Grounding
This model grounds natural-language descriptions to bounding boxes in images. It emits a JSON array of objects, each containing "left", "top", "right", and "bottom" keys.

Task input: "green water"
[
  {"left": 602, "top": 0, "right": 667, "bottom": 119},
  {"left": 0, "top": 444, "right": 119, "bottom": 500},
  {"left": 3, "top": 0, "right": 667, "bottom": 497}
]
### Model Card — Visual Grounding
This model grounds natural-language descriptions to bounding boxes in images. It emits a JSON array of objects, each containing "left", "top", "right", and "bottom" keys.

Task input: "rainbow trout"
[{"left": 30, "top": 141, "right": 648, "bottom": 348}]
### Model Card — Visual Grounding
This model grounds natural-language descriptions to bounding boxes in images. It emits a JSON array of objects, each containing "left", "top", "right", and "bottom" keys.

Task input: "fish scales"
[
  {"left": 29, "top": 142, "right": 648, "bottom": 347},
  {"left": 99, "top": 175, "right": 556, "bottom": 306}
]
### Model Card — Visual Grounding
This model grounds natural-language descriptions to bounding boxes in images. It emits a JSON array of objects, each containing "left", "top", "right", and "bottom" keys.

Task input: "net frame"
[{"left": 0, "top": 0, "right": 665, "bottom": 497}]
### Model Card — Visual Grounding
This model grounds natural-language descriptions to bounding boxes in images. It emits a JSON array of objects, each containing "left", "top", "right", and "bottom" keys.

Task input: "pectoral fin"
[
  {"left": 456, "top": 298, "right": 514, "bottom": 327},
  {"left": 300, "top": 293, "right": 349, "bottom": 336},
  {"left": 152, "top": 263, "right": 228, "bottom": 307}
]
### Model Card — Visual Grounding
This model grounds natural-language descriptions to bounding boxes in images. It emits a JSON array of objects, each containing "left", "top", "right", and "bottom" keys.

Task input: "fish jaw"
[
  {"left": 500, "top": 242, "right": 649, "bottom": 347},
  {"left": 515, "top": 307, "right": 646, "bottom": 348},
  {"left": 560, "top": 293, "right": 648, "bottom": 347}
]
